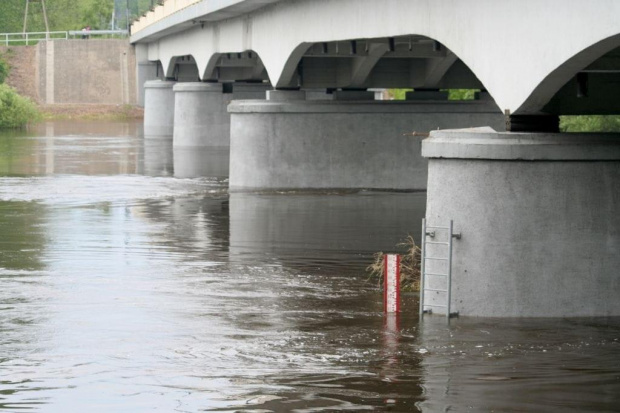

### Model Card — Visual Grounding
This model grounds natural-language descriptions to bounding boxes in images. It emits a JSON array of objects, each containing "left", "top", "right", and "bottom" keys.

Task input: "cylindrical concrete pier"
[
  {"left": 173, "top": 82, "right": 225, "bottom": 147},
  {"left": 144, "top": 80, "right": 175, "bottom": 136},
  {"left": 173, "top": 82, "right": 271, "bottom": 148},
  {"left": 422, "top": 128, "right": 620, "bottom": 317},
  {"left": 228, "top": 100, "right": 504, "bottom": 191}
]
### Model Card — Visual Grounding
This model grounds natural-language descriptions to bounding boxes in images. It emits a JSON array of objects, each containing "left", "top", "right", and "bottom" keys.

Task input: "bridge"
[{"left": 129, "top": 0, "right": 620, "bottom": 317}]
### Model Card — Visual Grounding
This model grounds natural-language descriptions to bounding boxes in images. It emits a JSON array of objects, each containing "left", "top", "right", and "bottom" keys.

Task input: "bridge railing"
[
  {"left": 131, "top": 0, "right": 203, "bottom": 35},
  {"left": 0, "top": 30, "right": 129, "bottom": 46}
]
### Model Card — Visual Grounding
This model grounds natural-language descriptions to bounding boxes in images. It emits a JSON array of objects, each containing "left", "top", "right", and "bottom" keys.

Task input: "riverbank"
[{"left": 39, "top": 104, "right": 144, "bottom": 121}]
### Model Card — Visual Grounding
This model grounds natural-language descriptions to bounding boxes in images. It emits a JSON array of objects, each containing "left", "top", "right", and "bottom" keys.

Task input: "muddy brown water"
[{"left": 1, "top": 121, "right": 619, "bottom": 412}]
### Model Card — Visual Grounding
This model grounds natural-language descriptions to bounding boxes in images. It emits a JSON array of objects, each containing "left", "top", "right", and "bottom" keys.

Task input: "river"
[{"left": 0, "top": 120, "right": 619, "bottom": 412}]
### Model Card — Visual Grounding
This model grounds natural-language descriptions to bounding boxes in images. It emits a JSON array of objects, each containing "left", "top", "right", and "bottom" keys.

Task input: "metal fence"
[{"left": 1, "top": 30, "right": 129, "bottom": 46}]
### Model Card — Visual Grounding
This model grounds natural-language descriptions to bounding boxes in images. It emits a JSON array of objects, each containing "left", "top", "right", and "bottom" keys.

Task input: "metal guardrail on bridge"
[
  {"left": 131, "top": 0, "right": 203, "bottom": 35},
  {"left": 1, "top": 30, "right": 129, "bottom": 46}
]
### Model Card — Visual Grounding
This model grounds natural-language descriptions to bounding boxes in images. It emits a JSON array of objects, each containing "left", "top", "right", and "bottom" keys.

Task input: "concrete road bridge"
[{"left": 130, "top": 0, "right": 620, "bottom": 318}]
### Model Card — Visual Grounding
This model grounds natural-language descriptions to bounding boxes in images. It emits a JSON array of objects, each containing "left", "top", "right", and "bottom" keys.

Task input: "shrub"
[
  {"left": 0, "top": 83, "right": 40, "bottom": 128},
  {"left": 0, "top": 55, "right": 9, "bottom": 84}
]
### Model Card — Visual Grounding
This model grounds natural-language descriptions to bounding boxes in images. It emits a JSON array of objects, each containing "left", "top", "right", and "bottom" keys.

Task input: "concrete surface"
[
  {"left": 144, "top": 80, "right": 176, "bottom": 136},
  {"left": 173, "top": 81, "right": 270, "bottom": 147},
  {"left": 423, "top": 130, "right": 620, "bottom": 317},
  {"left": 423, "top": 128, "right": 620, "bottom": 160},
  {"left": 131, "top": 0, "right": 620, "bottom": 115},
  {"left": 228, "top": 100, "right": 504, "bottom": 191},
  {"left": 266, "top": 90, "right": 306, "bottom": 101},
  {"left": 0, "top": 45, "right": 38, "bottom": 102},
  {"left": 173, "top": 82, "right": 227, "bottom": 147},
  {"left": 37, "top": 40, "right": 137, "bottom": 105}
]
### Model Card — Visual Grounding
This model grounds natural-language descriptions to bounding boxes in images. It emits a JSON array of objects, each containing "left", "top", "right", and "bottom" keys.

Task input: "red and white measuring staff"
[{"left": 383, "top": 254, "right": 401, "bottom": 313}]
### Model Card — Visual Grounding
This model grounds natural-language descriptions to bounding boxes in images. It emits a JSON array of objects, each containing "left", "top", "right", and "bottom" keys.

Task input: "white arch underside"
[{"left": 141, "top": 0, "right": 620, "bottom": 114}]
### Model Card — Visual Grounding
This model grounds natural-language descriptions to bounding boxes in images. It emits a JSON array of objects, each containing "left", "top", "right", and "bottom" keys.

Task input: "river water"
[{"left": 0, "top": 121, "right": 619, "bottom": 412}]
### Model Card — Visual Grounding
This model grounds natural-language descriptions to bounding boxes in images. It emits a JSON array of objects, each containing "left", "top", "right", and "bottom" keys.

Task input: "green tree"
[
  {"left": 560, "top": 116, "right": 620, "bottom": 132},
  {"left": 0, "top": 54, "right": 9, "bottom": 84},
  {"left": 447, "top": 89, "right": 478, "bottom": 100},
  {"left": 81, "top": 0, "right": 114, "bottom": 30}
]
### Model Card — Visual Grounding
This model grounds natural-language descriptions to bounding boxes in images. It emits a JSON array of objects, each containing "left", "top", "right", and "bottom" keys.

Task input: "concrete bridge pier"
[
  {"left": 173, "top": 82, "right": 271, "bottom": 148},
  {"left": 144, "top": 80, "right": 176, "bottom": 136},
  {"left": 137, "top": 61, "right": 160, "bottom": 106},
  {"left": 228, "top": 94, "right": 505, "bottom": 192},
  {"left": 422, "top": 129, "right": 620, "bottom": 317}
]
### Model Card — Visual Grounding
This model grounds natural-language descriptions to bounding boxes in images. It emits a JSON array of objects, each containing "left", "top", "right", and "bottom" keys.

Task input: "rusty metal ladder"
[{"left": 420, "top": 219, "right": 461, "bottom": 323}]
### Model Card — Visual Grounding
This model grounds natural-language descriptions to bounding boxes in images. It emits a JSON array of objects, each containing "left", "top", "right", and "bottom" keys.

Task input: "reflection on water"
[
  {"left": 418, "top": 317, "right": 620, "bottom": 412},
  {"left": 229, "top": 192, "right": 424, "bottom": 274},
  {"left": 174, "top": 147, "right": 230, "bottom": 179},
  {"left": 0, "top": 121, "right": 619, "bottom": 411}
]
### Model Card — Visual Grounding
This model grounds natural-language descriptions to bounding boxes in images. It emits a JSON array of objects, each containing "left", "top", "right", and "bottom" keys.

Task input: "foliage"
[
  {"left": 560, "top": 116, "right": 620, "bottom": 132},
  {"left": 447, "top": 89, "right": 478, "bottom": 100},
  {"left": 0, "top": 0, "right": 155, "bottom": 33},
  {"left": 366, "top": 236, "right": 421, "bottom": 292},
  {"left": 387, "top": 89, "right": 412, "bottom": 100},
  {"left": 82, "top": 0, "right": 115, "bottom": 29},
  {"left": 387, "top": 88, "right": 479, "bottom": 101},
  {"left": 0, "top": 54, "right": 9, "bottom": 84},
  {"left": 0, "top": 84, "right": 40, "bottom": 128}
]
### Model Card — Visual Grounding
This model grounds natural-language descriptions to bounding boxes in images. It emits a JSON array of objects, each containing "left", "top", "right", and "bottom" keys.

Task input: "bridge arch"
[
  {"left": 201, "top": 50, "right": 269, "bottom": 83},
  {"left": 517, "top": 34, "right": 620, "bottom": 115},
  {"left": 271, "top": 35, "right": 485, "bottom": 93},
  {"left": 162, "top": 55, "right": 201, "bottom": 82}
]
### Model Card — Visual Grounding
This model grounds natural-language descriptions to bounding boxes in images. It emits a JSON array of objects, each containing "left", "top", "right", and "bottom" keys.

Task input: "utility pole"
[
  {"left": 111, "top": 5, "right": 116, "bottom": 30},
  {"left": 23, "top": 0, "right": 50, "bottom": 37},
  {"left": 126, "top": 0, "right": 130, "bottom": 32}
]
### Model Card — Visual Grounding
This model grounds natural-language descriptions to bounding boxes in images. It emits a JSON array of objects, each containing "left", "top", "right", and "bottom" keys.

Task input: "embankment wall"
[{"left": 1, "top": 39, "right": 137, "bottom": 105}]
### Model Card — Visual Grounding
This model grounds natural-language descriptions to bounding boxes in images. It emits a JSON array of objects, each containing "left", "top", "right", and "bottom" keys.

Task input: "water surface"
[{"left": 0, "top": 121, "right": 618, "bottom": 412}]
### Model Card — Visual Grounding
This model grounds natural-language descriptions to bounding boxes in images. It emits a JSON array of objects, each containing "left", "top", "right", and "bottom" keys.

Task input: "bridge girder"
[{"left": 134, "top": 0, "right": 620, "bottom": 115}]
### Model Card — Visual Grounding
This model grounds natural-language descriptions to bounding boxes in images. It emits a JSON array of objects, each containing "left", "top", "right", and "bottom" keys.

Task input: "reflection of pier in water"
[
  {"left": 142, "top": 141, "right": 428, "bottom": 275},
  {"left": 415, "top": 316, "right": 620, "bottom": 411},
  {"left": 144, "top": 138, "right": 229, "bottom": 179},
  {"left": 229, "top": 191, "right": 425, "bottom": 274}
]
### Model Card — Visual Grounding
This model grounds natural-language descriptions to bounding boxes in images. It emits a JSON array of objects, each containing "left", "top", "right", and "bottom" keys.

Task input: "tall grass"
[
  {"left": 366, "top": 236, "right": 421, "bottom": 292},
  {"left": 0, "top": 83, "right": 40, "bottom": 128}
]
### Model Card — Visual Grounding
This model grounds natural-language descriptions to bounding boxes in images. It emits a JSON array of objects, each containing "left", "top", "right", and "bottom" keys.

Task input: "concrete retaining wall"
[
  {"left": 0, "top": 46, "right": 38, "bottom": 102},
  {"left": 37, "top": 39, "right": 137, "bottom": 105}
]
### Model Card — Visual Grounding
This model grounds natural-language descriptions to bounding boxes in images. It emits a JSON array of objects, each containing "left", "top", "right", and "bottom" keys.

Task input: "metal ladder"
[{"left": 420, "top": 219, "right": 460, "bottom": 322}]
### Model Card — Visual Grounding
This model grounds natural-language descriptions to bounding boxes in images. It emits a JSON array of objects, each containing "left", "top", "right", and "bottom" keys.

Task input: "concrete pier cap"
[
  {"left": 228, "top": 100, "right": 505, "bottom": 192},
  {"left": 143, "top": 80, "right": 176, "bottom": 137},
  {"left": 422, "top": 127, "right": 620, "bottom": 317}
]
